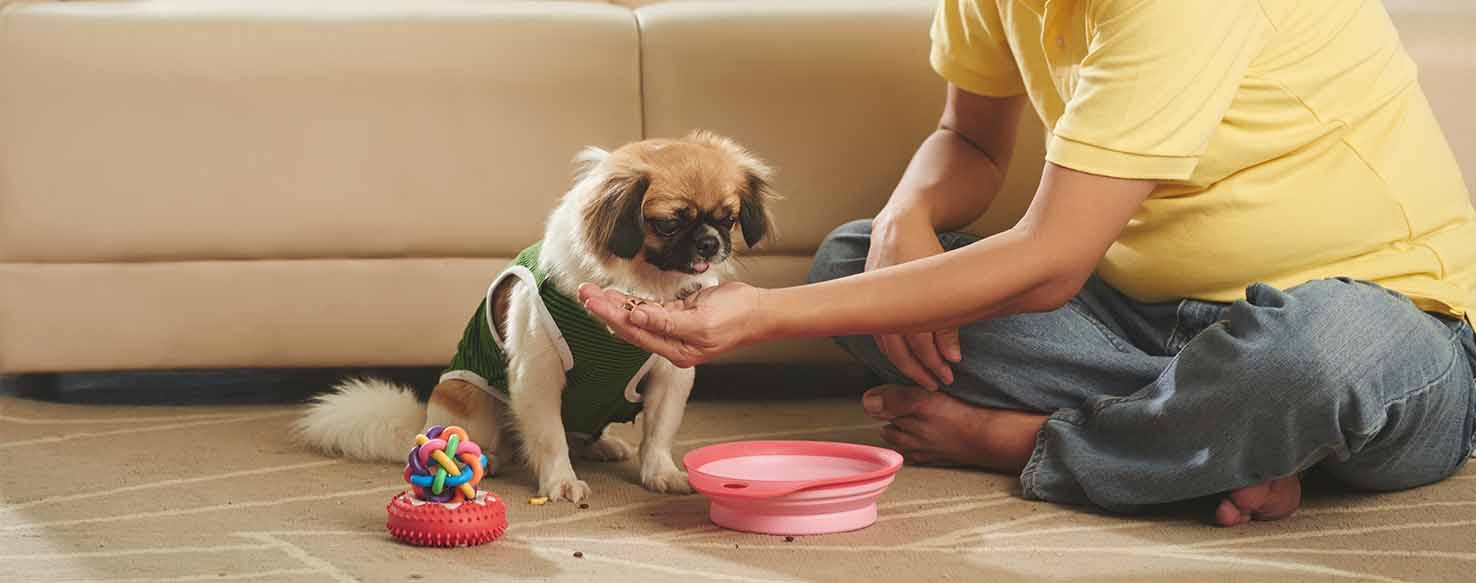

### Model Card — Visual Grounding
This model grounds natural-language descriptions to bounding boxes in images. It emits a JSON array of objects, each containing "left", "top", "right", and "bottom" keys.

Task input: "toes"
[
  {"left": 1254, "top": 476, "right": 1302, "bottom": 521},
  {"left": 1228, "top": 480, "right": 1270, "bottom": 514},
  {"left": 543, "top": 478, "right": 591, "bottom": 502},
  {"left": 880, "top": 423, "right": 919, "bottom": 449},
  {"left": 862, "top": 387, "right": 889, "bottom": 419},
  {"left": 1214, "top": 498, "right": 1250, "bottom": 527},
  {"left": 1217, "top": 475, "right": 1302, "bottom": 526},
  {"left": 904, "top": 451, "right": 942, "bottom": 466},
  {"left": 880, "top": 423, "right": 933, "bottom": 465},
  {"left": 863, "top": 385, "right": 934, "bottom": 421},
  {"left": 642, "top": 470, "right": 693, "bottom": 495}
]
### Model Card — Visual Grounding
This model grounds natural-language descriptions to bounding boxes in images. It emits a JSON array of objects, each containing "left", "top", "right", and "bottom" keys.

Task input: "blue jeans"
[{"left": 810, "top": 220, "right": 1476, "bottom": 513}]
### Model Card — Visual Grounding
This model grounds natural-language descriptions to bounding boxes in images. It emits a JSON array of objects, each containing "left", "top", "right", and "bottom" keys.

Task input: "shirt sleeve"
[
  {"left": 1047, "top": 0, "right": 1266, "bottom": 181},
  {"left": 930, "top": 0, "right": 1026, "bottom": 97}
]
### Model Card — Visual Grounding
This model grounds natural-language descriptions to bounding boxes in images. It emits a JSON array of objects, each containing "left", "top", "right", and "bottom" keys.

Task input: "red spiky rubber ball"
[
  {"left": 386, "top": 491, "right": 507, "bottom": 547},
  {"left": 386, "top": 425, "right": 508, "bottom": 547}
]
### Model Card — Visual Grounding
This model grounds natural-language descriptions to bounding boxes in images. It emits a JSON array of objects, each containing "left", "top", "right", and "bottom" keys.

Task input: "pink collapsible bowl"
[{"left": 683, "top": 440, "right": 904, "bottom": 535}]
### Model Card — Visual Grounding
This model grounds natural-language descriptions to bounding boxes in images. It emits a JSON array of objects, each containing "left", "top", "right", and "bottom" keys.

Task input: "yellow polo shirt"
[{"left": 932, "top": 0, "right": 1475, "bottom": 318}]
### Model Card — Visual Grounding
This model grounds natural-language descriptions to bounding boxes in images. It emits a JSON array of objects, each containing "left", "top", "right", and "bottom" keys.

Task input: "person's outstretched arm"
[{"left": 580, "top": 163, "right": 1154, "bottom": 368}]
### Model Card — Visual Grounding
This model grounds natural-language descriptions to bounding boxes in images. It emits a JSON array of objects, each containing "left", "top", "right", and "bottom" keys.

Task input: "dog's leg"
[
  {"left": 581, "top": 434, "right": 635, "bottom": 462},
  {"left": 508, "top": 354, "right": 589, "bottom": 501},
  {"left": 425, "top": 379, "right": 505, "bottom": 476},
  {"left": 638, "top": 358, "right": 695, "bottom": 494},
  {"left": 504, "top": 284, "right": 590, "bottom": 503}
]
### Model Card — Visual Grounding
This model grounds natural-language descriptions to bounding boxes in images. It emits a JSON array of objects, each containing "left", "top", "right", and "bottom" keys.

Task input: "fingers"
[
  {"left": 935, "top": 328, "right": 962, "bottom": 363},
  {"left": 876, "top": 334, "right": 939, "bottom": 390},
  {"left": 905, "top": 332, "right": 954, "bottom": 387},
  {"left": 578, "top": 284, "right": 706, "bottom": 367},
  {"left": 581, "top": 287, "right": 630, "bottom": 327},
  {"left": 587, "top": 300, "right": 700, "bottom": 366},
  {"left": 627, "top": 304, "right": 687, "bottom": 337},
  {"left": 578, "top": 284, "right": 687, "bottom": 337},
  {"left": 578, "top": 283, "right": 628, "bottom": 313}
]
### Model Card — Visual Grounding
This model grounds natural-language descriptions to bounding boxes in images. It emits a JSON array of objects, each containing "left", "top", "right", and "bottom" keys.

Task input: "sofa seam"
[{"left": 632, "top": 7, "right": 649, "bottom": 140}]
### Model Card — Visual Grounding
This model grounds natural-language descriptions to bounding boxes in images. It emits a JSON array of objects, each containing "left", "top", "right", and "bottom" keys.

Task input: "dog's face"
[{"left": 580, "top": 131, "right": 776, "bottom": 276}]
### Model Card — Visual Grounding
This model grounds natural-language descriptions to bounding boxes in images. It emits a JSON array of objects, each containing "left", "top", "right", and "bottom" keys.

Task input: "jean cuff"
[{"left": 1019, "top": 408, "right": 1083, "bottom": 502}]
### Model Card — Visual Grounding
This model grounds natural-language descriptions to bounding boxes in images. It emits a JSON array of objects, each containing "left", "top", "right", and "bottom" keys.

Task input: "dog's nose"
[{"left": 696, "top": 235, "right": 720, "bottom": 258}]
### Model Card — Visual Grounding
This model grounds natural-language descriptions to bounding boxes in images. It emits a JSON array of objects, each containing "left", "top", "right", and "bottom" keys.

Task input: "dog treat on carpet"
[{"left": 386, "top": 425, "right": 507, "bottom": 547}]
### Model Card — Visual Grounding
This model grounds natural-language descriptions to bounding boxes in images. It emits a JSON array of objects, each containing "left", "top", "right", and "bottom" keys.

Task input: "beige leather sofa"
[{"left": 1, "top": 0, "right": 1471, "bottom": 374}]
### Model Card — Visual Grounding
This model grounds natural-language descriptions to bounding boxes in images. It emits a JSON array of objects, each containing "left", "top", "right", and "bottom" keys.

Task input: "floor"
[{"left": 2, "top": 370, "right": 1475, "bottom": 582}]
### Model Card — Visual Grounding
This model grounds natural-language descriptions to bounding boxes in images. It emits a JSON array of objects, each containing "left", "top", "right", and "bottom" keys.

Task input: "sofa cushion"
[
  {"left": 0, "top": 255, "right": 847, "bottom": 373},
  {"left": 0, "top": 0, "right": 642, "bottom": 262}
]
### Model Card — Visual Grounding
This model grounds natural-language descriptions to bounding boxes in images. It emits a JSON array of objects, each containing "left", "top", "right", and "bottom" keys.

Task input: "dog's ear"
[
  {"left": 739, "top": 171, "right": 777, "bottom": 248},
  {"left": 581, "top": 152, "right": 650, "bottom": 259},
  {"left": 682, "top": 131, "right": 778, "bottom": 249},
  {"left": 572, "top": 146, "right": 609, "bottom": 181}
]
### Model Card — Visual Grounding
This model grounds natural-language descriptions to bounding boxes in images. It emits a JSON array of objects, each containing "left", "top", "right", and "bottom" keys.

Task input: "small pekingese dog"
[{"left": 295, "top": 131, "right": 775, "bottom": 502}]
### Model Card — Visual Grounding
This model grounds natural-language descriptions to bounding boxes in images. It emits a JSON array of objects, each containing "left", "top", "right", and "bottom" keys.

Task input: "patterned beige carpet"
[{"left": 2, "top": 394, "right": 1474, "bottom": 582}]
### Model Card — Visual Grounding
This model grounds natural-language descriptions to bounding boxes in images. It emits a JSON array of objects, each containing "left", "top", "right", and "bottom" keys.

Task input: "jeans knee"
[
  {"left": 1226, "top": 279, "right": 1452, "bottom": 399},
  {"left": 807, "top": 219, "right": 874, "bottom": 284}
]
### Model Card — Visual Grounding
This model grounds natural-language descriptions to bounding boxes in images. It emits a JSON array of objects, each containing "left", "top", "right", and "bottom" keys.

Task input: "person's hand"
[
  {"left": 867, "top": 213, "right": 961, "bottom": 390},
  {"left": 578, "top": 282, "right": 765, "bottom": 368}
]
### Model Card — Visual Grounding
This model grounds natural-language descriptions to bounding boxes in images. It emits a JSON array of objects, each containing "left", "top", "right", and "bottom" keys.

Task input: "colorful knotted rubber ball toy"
[{"left": 386, "top": 425, "right": 508, "bottom": 547}]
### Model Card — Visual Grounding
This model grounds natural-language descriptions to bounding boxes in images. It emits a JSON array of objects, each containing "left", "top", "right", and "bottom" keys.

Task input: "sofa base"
[{"left": 0, "top": 256, "right": 848, "bottom": 374}]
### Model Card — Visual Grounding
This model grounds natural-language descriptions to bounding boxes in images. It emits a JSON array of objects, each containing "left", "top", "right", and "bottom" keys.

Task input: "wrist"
[
  {"left": 749, "top": 286, "right": 790, "bottom": 343},
  {"left": 749, "top": 284, "right": 808, "bottom": 345},
  {"left": 873, "top": 207, "right": 936, "bottom": 252},
  {"left": 874, "top": 204, "right": 932, "bottom": 234}
]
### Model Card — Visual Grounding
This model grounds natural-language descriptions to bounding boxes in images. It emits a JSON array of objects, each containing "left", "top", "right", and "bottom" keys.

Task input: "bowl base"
[{"left": 709, "top": 502, "right": 877, "bottom": 536}]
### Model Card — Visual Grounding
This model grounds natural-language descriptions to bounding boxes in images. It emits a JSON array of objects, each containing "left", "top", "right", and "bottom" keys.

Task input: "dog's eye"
[
  {"left": 650, "top": 219, "right": 681, "bottom": 237},
  {"left": 715, "top": 216, "right": 737, "bottom": 229}
]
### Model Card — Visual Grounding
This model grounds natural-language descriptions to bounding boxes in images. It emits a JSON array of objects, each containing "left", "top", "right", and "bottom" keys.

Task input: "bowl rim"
[{"left": 683, "top": 440, "right": 904, "bottom": 498}]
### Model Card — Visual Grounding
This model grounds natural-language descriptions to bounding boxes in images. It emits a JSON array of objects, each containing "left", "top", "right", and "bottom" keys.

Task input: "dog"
[{"left": 295, "top": 131, "right": 776, "bottom": 502}]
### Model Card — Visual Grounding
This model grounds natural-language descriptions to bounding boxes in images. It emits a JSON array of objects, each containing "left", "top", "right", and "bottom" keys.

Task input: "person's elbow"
[
  {"left": 1020, "top": 269, "right": 1088, "bottom": 312},
  {"left": 1012, "top": 239, "right": 1096, "bottom": 312}
]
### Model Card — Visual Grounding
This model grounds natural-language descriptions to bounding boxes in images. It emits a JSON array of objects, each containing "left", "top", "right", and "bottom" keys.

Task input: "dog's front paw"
[
  {"left": 541, "top": 477, "right": 592, "bottom": 502},
  {"left": 642, "top": 470, "right": 693, "bottom": 495},
  {"left": 582, "top": 436, "right": 634, "bottom": 462}
]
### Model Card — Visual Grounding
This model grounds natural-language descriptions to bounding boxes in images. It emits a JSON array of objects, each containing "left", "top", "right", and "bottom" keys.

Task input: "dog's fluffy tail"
[{"left": 294, "top": 378, "right": 426, "bottom": 463}]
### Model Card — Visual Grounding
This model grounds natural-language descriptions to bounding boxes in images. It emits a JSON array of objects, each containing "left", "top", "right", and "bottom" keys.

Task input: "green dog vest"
[{"left": 441, "top": 242, "right": 656, "bottom": 439}]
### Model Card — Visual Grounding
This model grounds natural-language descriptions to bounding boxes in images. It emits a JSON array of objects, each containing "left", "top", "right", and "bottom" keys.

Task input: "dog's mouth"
[
  {"left": 645, "top": 249, "right": 726, "bottom": 275},
  {"left": 686, "top": 253, "right": 729, "bottom": 274}
]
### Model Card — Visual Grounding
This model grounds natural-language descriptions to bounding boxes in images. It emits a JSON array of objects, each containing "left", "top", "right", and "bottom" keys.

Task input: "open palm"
[{"left": 578, "top": 282, "right": 764, "bottom": 368}]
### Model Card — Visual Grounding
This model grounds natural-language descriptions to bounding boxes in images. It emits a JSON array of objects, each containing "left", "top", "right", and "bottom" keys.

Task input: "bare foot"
[
  {"left": 862, "top": 384, "right": 1047, "bottom": 473},
  {"left": 1213, "top": 475, "right": 1301, "bottom": 526}
]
